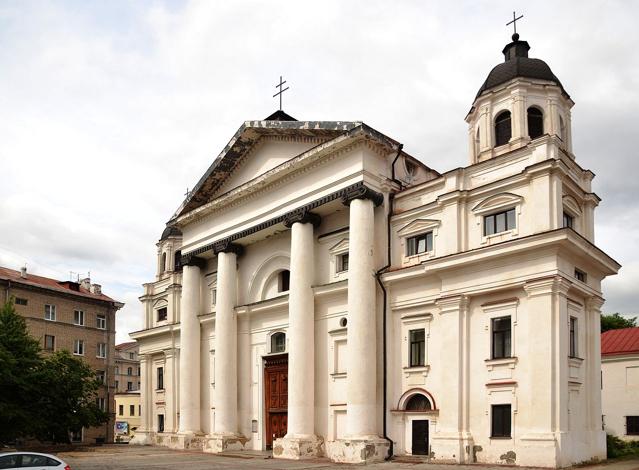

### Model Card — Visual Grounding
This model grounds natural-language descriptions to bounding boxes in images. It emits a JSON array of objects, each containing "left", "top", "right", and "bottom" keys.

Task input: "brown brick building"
[{"left": 0, "top": 265, "right": 123, "bottom": 444}]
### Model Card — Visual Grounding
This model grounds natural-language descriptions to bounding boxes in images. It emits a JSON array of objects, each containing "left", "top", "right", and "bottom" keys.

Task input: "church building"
[{"left": 130, "top": 32, "right": 620, "bottom": 466}]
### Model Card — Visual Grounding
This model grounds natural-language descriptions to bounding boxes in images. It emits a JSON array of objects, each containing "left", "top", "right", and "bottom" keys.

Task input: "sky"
[{"left": 0, "top": 1, "right": 637, "bottom": 344}]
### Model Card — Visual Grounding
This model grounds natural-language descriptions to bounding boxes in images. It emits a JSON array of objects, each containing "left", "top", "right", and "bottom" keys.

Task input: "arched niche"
[
  {"left": 397, "top": 388, "right": 437, "bottom": 411},
  {"left": 247, "top": 253, "right": 291, "bottom": 303}
]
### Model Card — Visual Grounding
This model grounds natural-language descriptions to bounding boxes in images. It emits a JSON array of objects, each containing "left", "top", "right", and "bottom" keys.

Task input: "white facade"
[{"left": 131, "top": 35, "right": 620, "bottom": 466}]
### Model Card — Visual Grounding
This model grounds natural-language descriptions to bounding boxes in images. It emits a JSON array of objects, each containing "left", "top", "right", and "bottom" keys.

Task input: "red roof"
[
  {"left": 115, "top": 342, "right": 137, "bottom": 350},
  {"left": 601, "top": 327, "right": 639, "bottom": 356},
  {"left": 0, "top": 266, "right": 118, "bottom": 303}
]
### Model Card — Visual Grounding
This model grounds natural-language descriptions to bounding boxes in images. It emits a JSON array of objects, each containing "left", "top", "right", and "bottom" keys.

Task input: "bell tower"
[
  {"left": 156, "top": 225, "right": 183, "bottom": 280},
  {"left": 466, "top": 32, "right": 575, "bottom": 164}
]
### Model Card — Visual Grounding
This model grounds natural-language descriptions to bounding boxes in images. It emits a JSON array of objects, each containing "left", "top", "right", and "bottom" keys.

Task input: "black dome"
[
  {"left": 476, "top": 36, "right": 568, "bottom": 99},
  {"left": 160, "top": 225, "right": 182, "bottom": 241}
]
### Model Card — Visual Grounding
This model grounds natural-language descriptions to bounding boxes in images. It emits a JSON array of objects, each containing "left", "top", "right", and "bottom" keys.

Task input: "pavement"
[{"left": 54, "top": 445, "right": 639, "bottom": 470}]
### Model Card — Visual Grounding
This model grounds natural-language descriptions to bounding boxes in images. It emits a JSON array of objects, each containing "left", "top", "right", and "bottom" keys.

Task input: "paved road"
[{"left": 56, "top": 445, "right": 639, "bottom": 470}]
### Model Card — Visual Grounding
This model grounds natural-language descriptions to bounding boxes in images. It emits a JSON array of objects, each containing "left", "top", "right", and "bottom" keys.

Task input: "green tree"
[
  {"left": 601, "top": 313, "right": 637, "bottom": 333},
  {"left": 0, "top": 300, "right": 108, "bottom": 444},
  {"left": 31, "top": 350, "right": 108, "bottom": 443},
  {"left": 0, "top": 299, "right": 42, "bottom": 443}
]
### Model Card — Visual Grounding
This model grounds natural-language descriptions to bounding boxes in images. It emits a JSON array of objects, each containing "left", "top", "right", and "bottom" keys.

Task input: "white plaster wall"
[{"left": 602, "top": 356, "right": 639, "bottom": 440}]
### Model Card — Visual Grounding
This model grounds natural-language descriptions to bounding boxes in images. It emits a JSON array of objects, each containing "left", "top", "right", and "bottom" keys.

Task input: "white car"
[{"left": 0, "top": 452, "right": 70, "bottom": 470}]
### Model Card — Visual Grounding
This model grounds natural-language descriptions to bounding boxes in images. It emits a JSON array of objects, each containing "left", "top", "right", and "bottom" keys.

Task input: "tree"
[
  {"left": 601, "top": 313, "right": 637, "bottom": 333},
  {"left": 0, "top": 300, "right": 42, "bottom": 443},
  {"left": 31, "top": 350, "right": 108, "bottom": 443},
  {"left": 0, "top": 300, "right": 108, "bottom": 444}
]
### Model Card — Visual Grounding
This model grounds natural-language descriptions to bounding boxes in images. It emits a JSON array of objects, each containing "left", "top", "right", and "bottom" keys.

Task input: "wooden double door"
[{"left": 264, "top": 354, "right": 288, "bottom": 449}]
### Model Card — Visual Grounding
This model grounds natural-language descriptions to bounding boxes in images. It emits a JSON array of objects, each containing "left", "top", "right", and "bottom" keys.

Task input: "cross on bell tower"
[
  {"left": 506, "top": 11, "right": 524, "bottom": 40},
  {"left": 273, "top": 76, "right": 289, "bottom": 111}
]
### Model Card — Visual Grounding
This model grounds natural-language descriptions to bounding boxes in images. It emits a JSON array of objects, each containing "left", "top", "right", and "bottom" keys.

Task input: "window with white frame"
[
  {"left": 157, "top": 307, "right": 168, "bottom": 322},
  {"left": 44, "top": 334, "right": 55, "bottom": 351},
  {"left": 569, "top": 317, "right": 578, "bottom": 357},
  {"left": 74, "top": 310, "right": 85, "bottom": 326},
  {"left": 327, "top": 237, "right": 349, "bottom": 278},
  {"left": 271, "top": 332, "right": 286, "bottom": 353},
  {"left": 97, "top": 342, "right": 107, "bottom": 359},
  {"left": 563, "top": 212, "right": 574, "bottom": 229},
  {"left": 484, "top": 208, "right": 516, "bottom": 236},
  {"left": 73, "top": 339, "right": 85, "bottom": 356},
  {"left": 406, "top": 232, "right": 433, "bottom": 256},
  {"left": 97, "top": 314, "right": 106, "bottom": 329},
  {"left": 44, "top": 304, "right": 56, "bottom": 321},
  {"left": 96, "top": 397, "right": 106, "bottom": 411},
  {"left": 409, "top": 329, "right": 425, "bottom": 367},
  {"left": 337, "top": 253, "right": 349, "bottom": 273}
]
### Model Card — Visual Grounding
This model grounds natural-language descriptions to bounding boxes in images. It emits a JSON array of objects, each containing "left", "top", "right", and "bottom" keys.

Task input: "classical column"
[
  {"left": 586, "top": 296, "right": 606, "bottom": 459},
  {"left": 164, "top": 349, "right": 176, "bottom": 433},
  {"left": 131, "top": 354, "right": 152, "bottom": 444},
  {"left": 275, "top": 210, "right": 322, "bottom": 459},
  {"left": 331, "top": 185, "right": 388, "bottom": 464},
  {"left": 178, "top": 256, "right": 205, "bottom": 437},
  {"left": 208, "top": 241, "right": 245, "bottom": 453},
  {"left": 430, "top": 295, "right": 473, "bottom": 463}
]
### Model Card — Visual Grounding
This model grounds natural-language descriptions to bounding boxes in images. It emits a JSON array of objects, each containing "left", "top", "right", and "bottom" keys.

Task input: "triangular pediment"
[
  {"left": 176, "top": 120, "right": 364, "bottom": 218},
  {"left": 397, "top": 219, "right": 441, "bottom": 236},
  {"left": 329, "top": 238, "right": 350, "bottom": 254}
]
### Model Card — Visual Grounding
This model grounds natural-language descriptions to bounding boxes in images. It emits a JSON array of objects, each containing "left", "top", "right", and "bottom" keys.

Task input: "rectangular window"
[
  {"left": 97, "top": 370, "right": 105, "bottom": 384},
  {"left": 492, "top": 316, "right": 512, "bottom": 359},
  {"left": 44, "top": 335, "right": 55, "bottom": 351},
  {"left": 569, "top": 317, "right": 578, "bottom": 357},
  {"left": 71, "top": 428, "right": 83, "bottom": 442},
  {"left": 158, "top": 414, "right": 165, "bottom": 433},
  {"left": 115, "top": 380, "right": 119, "bottom": 389},
  {"left": 74, "top": 310, "right": 85, "bottom": 326},
  {"left": 127, "top": 381, "right": 133, "bottom": 391},
  {"left": 119, "top": 404, "right": 124, "bottom": 416},
  {"left": 484, "top": 208, "right": 516, "bottom": 236},
  {"left": 73, "top": 339, "right": 84, "bottom": 356},
  {"left": 575, "top": 269, "right": 587, "bottom": 283},
  {"left": 97, "top": 315, "right": 106, "bottom": 329},
  {"left": 96, "top": 397, "right": 106, "bottom": 411},
  {"left": 406, "top": 232, "right": 433, "bottom": 256},
  {"left": 491, "top": 404, "right": 512, "bottom": 438},
  {"left": 97, "top": 342, "right": 107, "bottom": 359},
  {"left": 211, "top": 288, "right": 217, "bottom": 307},
  {"left": 130, "top": 405, "right": 135, "bottom": 416},
  {"left": 627, "top": 416, "right": 639, "bottom": 435},
  {"left": 129, "top": 352, "right": 134, "bottom": 360},
  {"left": 15, "top": 297, "right": 27, "bottom": 306},
  {"left": 563, "top": 212, "right": 574, "bottom": 229},
  {"left": 44, "top": 304, "right": 56, "bottom": 321},
  {"left": 157, "top": 367, "right": 164, "bottom": 390},
  {"left": 409, "top": 329, "right": 426, "bottom": 367},
  {"left": 337, "top": 253, "right": 349, "bottom": 273},
  {"left": 139, "top": 405, "right": 141, "bottom": 416},
  {"left": 157, "top": 307, "right": 167, "bottom": 322}
]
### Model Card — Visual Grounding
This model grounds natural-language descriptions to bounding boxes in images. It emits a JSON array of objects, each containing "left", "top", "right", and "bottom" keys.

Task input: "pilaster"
[{"left": 131, "top": 354, "right": 153, "bottom": 445}]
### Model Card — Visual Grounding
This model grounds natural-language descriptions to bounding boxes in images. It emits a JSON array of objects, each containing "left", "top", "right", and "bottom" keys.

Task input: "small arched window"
[
  {"left": 527, "top": 107, "right": 544, "bottom": 140},
  {"left": 278, "top": 270, "right": 290, "bottom": 292},
  {"left": 271, "top": 332, "right": 286, "bottom": 353},
  {"left": 161, "top": 252, "right": 167, "bottom": 273},
  {"left": 405, "top": 393, "right": 432, "bottom": 411},
  {"left": 495, "top": 111, "right": 512, "bottom": 147}
]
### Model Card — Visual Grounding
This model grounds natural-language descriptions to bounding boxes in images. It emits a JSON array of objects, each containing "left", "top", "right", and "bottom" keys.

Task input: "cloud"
[{"left": 0, "top": 0, "right": 637, "bottom": 342}]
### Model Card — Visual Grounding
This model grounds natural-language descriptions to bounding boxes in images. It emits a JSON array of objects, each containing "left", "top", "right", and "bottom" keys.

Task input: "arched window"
[
  {"left": 161, "top": 252, "right": 167, "bottom": 273},
  {"left": 559, "top": 116, "right": 566, "bottom": 142},
  {"left": 278, "top": 270, "right": 290, "bottom": 292},
  {"left": 494, "top": 111, "right": 512, "bottom": 147},
  {"left": 271, "top": 332, "right": 286, "bottom": 353},
  {"left": 475, "top": 127, "right": 481, "bottom": 157},
  {"left": 405, "top": 393, "right": 432, "bottom": 411},
  {"left": 527, "top": 107, "right": 544, "bottom": 139},
  {"left": 174, "top": 250, "right": 182, "bottom": 271}
]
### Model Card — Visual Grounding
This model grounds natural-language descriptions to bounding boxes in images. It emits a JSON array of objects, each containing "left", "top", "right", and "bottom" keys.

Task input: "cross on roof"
[
  {"left": 506, "top": 11, "right": 524, "bottom": 36},
  {"left": 273, "top": 76, "right": 289, "bottom": 111}
]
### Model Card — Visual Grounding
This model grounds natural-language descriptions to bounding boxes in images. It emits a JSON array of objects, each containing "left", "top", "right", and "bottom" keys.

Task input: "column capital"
[
  {"left": 283, "top": 209, "right": 321, "bottom": 228},
  {"left": 523, "top": 275, "right": 571, "bottom": 298},
  {"left": 341, "top": 183, "right": 384, "bottom": 207},
  {"left": 213, "top": 239, "right": 244, "bottom": 256},
  {"left": 436, "top": 294, "right": 469, "bottom": 314},
  {"left": 181, "top": 254, "right": 206, "bottom": 268},
  {"left": 163, "top": 348, "right": 177, "bottom": 359},
  {"left": 585, "top": 295, "right": 605, "bottom": 313}
]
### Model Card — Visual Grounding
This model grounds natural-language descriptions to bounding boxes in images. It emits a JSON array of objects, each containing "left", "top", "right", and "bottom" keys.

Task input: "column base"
[
  {"left": 273, "top": 435, "right": 324, "bottom": 460},
  {"left": 129, "top": 430, "right": 153, "bottom": 446},
  {"left": 172, "top": 431, "right": 206, "bottom": 450},
  {"left": 204, "top": 432, "right": 248, "bottom": 454},
  {"left": 430, "top": 432, "right": 474, "bottom": 463},
  {"left": 326, "top": 437, "right": 389, "bottom": 463}
]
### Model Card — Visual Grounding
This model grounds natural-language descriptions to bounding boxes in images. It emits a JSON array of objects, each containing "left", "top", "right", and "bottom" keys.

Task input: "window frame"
[
  {"left": 278, "top": 270, "right": 290, "bottom": 293},
  {"left": 527, "top": 106, "right": 544, "bottom": 140},
  {"left": 406, "top": 232, "right": 433, "bottom": 257},
  {"left": 157, "top": 307, "right": 168, "bottom": 322},
  {"left": 44, "top": 334, "right": 55, "bottom": 351},
  {"left": 97, "top": 342, "right": 107, "bottom": 359},
  {"left": 130, "top": 404, "right": 135, "bottom": 416},
  {"left": 73, "top": 339, "right": 85, "bottom": 356},
  {"left": 575, "top": 269, "right": 587, "bottom": 283},
  {"left": 484, "top": 208, "right": 517, "bottom": 237},
  {"left": 494, "top": 110, "right": 512, "bottom": 147},
  {"left": 337, "top": 253, "right": 349, "bottom": 273},
  {"left": 44, "top": 304, "right": 56, "bottom": 321},
  {"left": 569, "top": 316, "right": 578, "bottom": 358},
  {"left": 97, "top": 314, "right": 106, "bottom": 330},
  {"left": 15, "top": 297, "right": 28, "bottom": 306},
  {"left": 157, "top": 367, "right": 164, "bottom": 390},
  {"left": 158, "top": 414, "right": 165, "bottom": 433},
  {"left": 270, "top": 332, "right": 286, "bottom": 354},
  {"left": 74, "top": 309, "right": 85, "bottom": 326},
  {"left": 491, "top": 404, "right": 512, "bottom": 438},
  {"left": 119, "top": 404, "right": 124, "bottom": 416},
  {"left": 626, "top": 416, "right": 639, "bottom": 436},
  {"left": 563, "top": 211, "right": 574, "bottom": 229},
  {"left": 491, "top": 316, "right": 512, "bottom": 359},
  {"left": 409, "top": 329, "right": 426, "bottom": 367}
]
